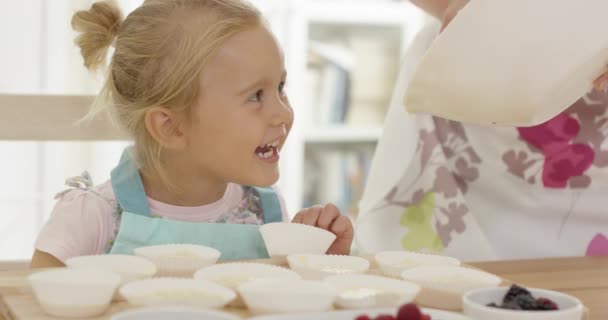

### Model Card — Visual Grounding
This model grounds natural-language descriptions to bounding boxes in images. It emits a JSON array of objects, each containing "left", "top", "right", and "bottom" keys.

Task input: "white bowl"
[
  {"left": 375, "top": 251, "right": 461, "bottom": 278},
  {"left": 463, "top": 287, "right": 584, "bottom": 320},
  {"left": 29, "top": 268, "right": 121, "bottom": 318},
  {"left": 401, "top": 266, "right": 502, "bottom": 310},
  {"left": 119, "top": 278, "right": 236, "bottom": 309},
  {"left": 324, "top": 274, "right": 420, "bottom": 309},
  {"left": 111, "top": 307, "right": 241, "bottom": 320},
  {"left": 238, "top": 278, "right": 337, "bottom": 314},
  {"left": 259, "top": 223, "right": 336, "bottom": 257},
  {"left": 134, "top": 244, "right": 221, "bottom": 277},
  {"left": 287, "top": 254, "right": 370, "bottom": 280},
  {"left": 194, "top": 263, "right": 300, "bottom": 307}
]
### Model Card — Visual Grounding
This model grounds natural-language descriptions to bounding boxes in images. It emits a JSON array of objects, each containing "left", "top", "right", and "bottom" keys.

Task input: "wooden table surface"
[{"left": 0, "top": 256, "right": 606, "bottom": 320}]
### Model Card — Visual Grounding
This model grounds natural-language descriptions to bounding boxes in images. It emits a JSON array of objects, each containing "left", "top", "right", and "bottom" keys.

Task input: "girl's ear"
[{"left": 144, "top": 107, "right": 187, "bottom": 149}]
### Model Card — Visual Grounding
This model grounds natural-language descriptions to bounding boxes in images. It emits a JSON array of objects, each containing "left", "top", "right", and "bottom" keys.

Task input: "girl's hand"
[
  {"left": 292, "top": 204, "right": 354, "bottom": 255},
  {"left": 440, "top": 0, "right": 470, "bottom": 31}
]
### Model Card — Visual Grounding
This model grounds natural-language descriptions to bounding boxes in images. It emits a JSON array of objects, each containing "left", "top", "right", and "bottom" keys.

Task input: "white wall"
[{"left": 0, "top": 0, "right": 131, "bottom": 260}]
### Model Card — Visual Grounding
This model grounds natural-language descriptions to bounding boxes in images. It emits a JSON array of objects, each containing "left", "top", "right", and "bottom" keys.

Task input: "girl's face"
[{"left": 184, "top": 25, "right": 293, "bottom": 187}]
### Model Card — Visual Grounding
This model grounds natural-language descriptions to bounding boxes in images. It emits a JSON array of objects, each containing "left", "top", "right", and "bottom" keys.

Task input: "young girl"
[{"left": 32, "top": 0, "right": 353, "bottom": 267}]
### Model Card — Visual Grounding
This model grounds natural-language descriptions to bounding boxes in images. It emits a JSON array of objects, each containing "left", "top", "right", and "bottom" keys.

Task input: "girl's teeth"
[
  {"left": 259, "top": 140, "right": 280, "bottom": 149},
  {"left": 256, "top": 147, "right": 276, "bottom": 159},
  {"left": 256, "top": 140, "right": 280, "bottom": 159}
]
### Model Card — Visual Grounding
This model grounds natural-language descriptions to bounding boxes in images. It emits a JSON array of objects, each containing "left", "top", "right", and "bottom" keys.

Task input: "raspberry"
[
  {"left": 397, "top": 303, "right": 422, "bottom": 320},
  {"left": 421, "top": 314, "right": 431, "bottom": 320},
  {"left": 355, "top": 316, "right": 371, "bottom": 320},
  {"left": 536, "top": 297, "right": 559, "bottom": 311},
  {"left": 374, "top": 315, "right": 395, "bottom": 320},
  {"left": 504, "top": 284, "right": 532, "bottom": 304}
]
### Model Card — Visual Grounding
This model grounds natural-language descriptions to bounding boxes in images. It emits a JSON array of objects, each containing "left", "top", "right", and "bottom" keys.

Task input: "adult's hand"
[{"left": 440, "top": 0, "right": 470, "bottom": 31}]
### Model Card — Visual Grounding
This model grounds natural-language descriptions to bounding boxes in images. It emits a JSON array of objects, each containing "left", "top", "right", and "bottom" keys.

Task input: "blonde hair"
[{"left": 72, "top": 0, "right": 262, "bottom": 184}]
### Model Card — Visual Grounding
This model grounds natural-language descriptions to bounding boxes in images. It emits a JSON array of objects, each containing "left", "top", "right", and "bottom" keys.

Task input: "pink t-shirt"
[{"left": 35, "top": 180, "right": 289, "bottom": 262}]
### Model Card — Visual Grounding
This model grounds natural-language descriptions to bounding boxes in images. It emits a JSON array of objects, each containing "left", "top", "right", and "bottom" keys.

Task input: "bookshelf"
[
  {"left": 251, "top": 0, "right": 427, "bottom": 216},
  {"left": 304, "top": 126, "right": 384, "bottom": 144}
]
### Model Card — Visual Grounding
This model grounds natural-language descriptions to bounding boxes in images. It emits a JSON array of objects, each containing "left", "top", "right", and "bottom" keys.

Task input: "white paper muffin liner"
[
  {"left": 401, "top": 265, "right": 502, "bottom": 310},
  {"left": 237, "top": 278, "right": 336, "bottom": 314},
  {"left": 194, "top": 262, "right": 301, "bottom": 307},
  {"left": 66, "top": 254, "right": 158, "bottom": 301},
  {"left": 134, "top": 244, "right": 221, "bottom": 277},
  {"left": 29, "top": 268, "right": 121, "bottom": 318},
  {"left": 375, "top": 251, "right": 461, "bottom": 278},
  {"left": 324, "top": 273, "right": 420, "bottom": 309},
  {"left": 287, "top": 254, "right": 370, "bottom": 280},
  {"left": 259, "top": 223, "right": 336, "bottom": 257},
  {"left": 119, "top": 277, "right": 236, "bottom": 309}
]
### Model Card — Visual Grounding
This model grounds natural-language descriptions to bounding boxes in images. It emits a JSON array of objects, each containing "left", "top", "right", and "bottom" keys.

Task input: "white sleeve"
[{"left": 358, "top": 20, "right": 441, "bottom": 216}]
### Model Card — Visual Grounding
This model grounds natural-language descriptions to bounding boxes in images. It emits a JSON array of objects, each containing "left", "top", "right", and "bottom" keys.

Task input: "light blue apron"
[{"left": 107, "top": 148, "right": 282, "bottom": 260}]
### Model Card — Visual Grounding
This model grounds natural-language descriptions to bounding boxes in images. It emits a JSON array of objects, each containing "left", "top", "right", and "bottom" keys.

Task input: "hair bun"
[{"left": 71, "top": 0, "right": 123, "bottom": 71}]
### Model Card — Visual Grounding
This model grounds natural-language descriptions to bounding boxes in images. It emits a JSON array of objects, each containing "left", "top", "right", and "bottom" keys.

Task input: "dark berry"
[
  {"left": 397, "top": 303, "right": 422, "bottom": 320},
  {"left": 514, "top": 294, "right": 539, "bottom": 310},
  {"left": 503, "top": 284, "right": 532, "bottom": 304},
  {"left": 502, "top": 300, "right": 523, "bottom": 310},
  {"left": 536, "top": 297, "right": 559, "bottom": 311},
  {"left": 355, "top": 316, "right": 371, "bottom": 320},
  {"left": 374, "top": 315, "right": 395, "bottom": 320}
]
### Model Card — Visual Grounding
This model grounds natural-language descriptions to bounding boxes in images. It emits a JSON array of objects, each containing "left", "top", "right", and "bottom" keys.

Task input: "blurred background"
[{"left": 0, "top": 0, "right": 429, "bottom": 261}]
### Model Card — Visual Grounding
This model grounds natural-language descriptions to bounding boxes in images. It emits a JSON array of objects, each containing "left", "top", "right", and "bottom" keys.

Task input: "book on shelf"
[
  {"left": 306, "top": 34, "right": 399, "bottom": 128},
  {"left": 308, "top": 41, "right": 352, "bottom": 125}
]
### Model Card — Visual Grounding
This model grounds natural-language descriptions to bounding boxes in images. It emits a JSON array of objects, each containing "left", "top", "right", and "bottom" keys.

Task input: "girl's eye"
[
  {"left": 279, "top": 81, "right": 286, "bottom": 97},
  {"left": 248, "top": 90, "right": 263, "bottom": 103}
]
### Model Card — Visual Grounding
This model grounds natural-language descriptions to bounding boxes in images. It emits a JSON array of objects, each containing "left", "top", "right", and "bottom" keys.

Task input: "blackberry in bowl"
[{"left": 463, "top": 284, "right": 583, "bottom": 320}]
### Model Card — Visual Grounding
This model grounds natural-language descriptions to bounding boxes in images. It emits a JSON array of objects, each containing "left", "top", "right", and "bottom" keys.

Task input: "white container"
[
  {"left": 375, "top": 251, "right": 461, "bottom": 278},
  {"left": 134, "top": 244, "right": 221, "bottom": 277},
  {"left": 238, "top": 278, "right": 337, "bottom": 314},
  {"left": 194, "top": 262, "right": 300, "bottom": 307},
  {"left": 324, "top": 274, "right": 420, "bottom": 309},
  {"left": 287, "top": 254, "right": 370, "bottom": 280},
  {"left": 404, "top": 0, "right": 608, "bottom": 126},
  {"left": 29, "top": 268, "right": 121, "bottom": 318},
  {"left": 66, "top": 254, "right": 156, "bottom": 300},
  {"left": 259, "top": 223, "right": 336, "bottom": 257},
  {"left": 401, "top": 265, "right": 502, "bottom": 310},
  {"left": 463, "top": 287, "right": 583, "bottom": 320},
  {"left": 119, "top": 278, "right": 236, "bottom": 309},
  {"left": 111, "top": 307, "right": 241, "bottom": 320}
]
